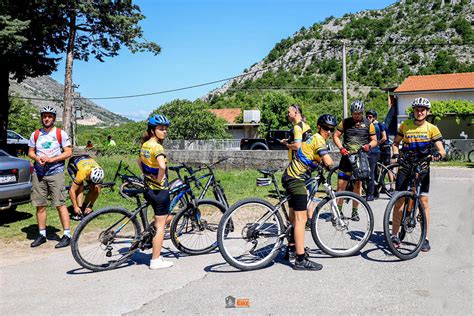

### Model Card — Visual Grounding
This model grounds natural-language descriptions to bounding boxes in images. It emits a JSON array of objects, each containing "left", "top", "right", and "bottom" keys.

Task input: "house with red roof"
[
  {"left": 208, "top": 108, "right": 260, "bottom": 139},
  {"left": 391, "top": 72, "right": 474, "bottom": 139}
]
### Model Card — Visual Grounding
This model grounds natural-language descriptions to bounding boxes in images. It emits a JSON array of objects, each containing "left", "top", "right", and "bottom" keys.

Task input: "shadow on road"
[{"left": 360, "top": 230, "right": 401, "bottom": 263}]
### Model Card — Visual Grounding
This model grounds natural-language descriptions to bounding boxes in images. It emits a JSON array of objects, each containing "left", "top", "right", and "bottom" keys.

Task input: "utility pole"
[
  {"left": 342, "top": 41, "right": 348, "bottom": 118},
  {"left": 71, "top": 83, "right": 79, "bottom": 147}
]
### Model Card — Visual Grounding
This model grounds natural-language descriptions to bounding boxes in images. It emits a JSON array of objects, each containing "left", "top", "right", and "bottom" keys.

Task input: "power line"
[{"left": 8, "top": 41, "right": 472, "bottom": 102}]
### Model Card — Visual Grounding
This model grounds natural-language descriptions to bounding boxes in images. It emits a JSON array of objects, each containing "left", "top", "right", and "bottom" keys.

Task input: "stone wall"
[{"left": 167, "top": 150, "right": 341, "bottom": 170}]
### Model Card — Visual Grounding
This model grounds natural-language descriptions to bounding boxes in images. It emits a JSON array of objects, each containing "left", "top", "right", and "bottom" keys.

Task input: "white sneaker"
[{"left": 149, "top": 256, "right": 174, "bottom": 270}]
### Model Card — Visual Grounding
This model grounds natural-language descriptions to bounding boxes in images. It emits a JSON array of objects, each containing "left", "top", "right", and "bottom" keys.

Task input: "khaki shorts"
[{"left": 31, "top": 172, "right": 66, "bottom": 207}]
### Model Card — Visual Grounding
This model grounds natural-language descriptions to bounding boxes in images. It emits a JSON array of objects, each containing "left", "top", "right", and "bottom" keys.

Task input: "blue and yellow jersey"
[
  {"left": 284, "top": 133, "right": 329, "bottom": 181},
  {"left": 397, "top": 120, "right": 442, "bottom": 157},
  {"left": 288, "top": 121, "right": 312, "bottom": 161},
  {"left": 139, "top": 138, "right": 168, "bottom": 190},
  {"left": 67, "top": 155, "right": 100, "bottom": 184}
]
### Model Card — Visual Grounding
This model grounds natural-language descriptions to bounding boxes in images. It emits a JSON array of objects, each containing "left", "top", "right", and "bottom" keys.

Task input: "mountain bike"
[
  {"left": 444, "top": 140, "right": 464, "bottom": 161},
  {"left": 217, "top": 166, "right": 373, "bottom": 271},
  {"left": 71, "top": 163, "right": 227, "bottom": 272},
  {"left": 383, "top": 155, "right": 432, "bottom": 260},
  {"left": 170, "top": 158, "right": 229, "bottom": 208}
]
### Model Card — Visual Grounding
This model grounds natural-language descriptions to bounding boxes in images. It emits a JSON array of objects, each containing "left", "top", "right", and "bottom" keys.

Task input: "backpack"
[
  {"left": 350, "top": 151, "right": 371, "bottom": 180},
  {"left": 34, "top": 127, "right": 63, "bottom": 152}
]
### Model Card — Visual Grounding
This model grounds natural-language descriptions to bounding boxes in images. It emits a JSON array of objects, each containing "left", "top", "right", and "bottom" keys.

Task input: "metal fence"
[{"left": 164, "top": 139, "right": 241, "bottom": 151}]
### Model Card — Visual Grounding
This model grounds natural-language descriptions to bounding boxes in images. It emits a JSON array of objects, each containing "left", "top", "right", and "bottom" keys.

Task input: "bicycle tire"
[
  {"left": 217, "top": 198, "right": 285, "bottom": 271},
  {"left": 451, "top": 149, "right": 464, "bottom": 161},
  {"left": 383, "top": 191, "right": 427, "bottom": 260},
  {"left": 71, "top": 207, "right": 142, "bottom": 272},
  {"left": 170, "top": 199, "right": 226, "bottom": 255},
  {"left": 468, "top": 150, "right": 474, "bottom": 163},
  {"left": 379, "top": 163, "right": 398, "bottom": 198},
  {"left": 311, "top": 191, "right": 374, "bottom": 257}
]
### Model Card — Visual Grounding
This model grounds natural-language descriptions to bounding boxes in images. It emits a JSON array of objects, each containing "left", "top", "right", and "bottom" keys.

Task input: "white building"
[{"left": 391, "top": 72, "right": 474, "bottom": 139}]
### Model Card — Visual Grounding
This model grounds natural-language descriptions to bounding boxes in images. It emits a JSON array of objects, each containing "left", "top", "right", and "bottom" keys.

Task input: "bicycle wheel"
[
  {"left": 71, "top": 207, "right": 141, "bottom": 272},
  {"left": 217, "top": 198, "right": 285, "bottom": 271},
  {"left": 170, "top": 199, "right": 226, "bottom": 255},
  {"left": 383, "top": 191, "right": 427, "bottom": 260},
  {"left": 379, "top": 163, "right": 398, "bottom": 197},
  {"left": 311, "top": 191, "right": 374, "bottom": 257},
  {"left": 451, "top": 149, "right": 464, "bottom": 161},
  {"left": 327, "top": 165, "right": 340, "bottom": 188},
  {"left": 468, "top": 150, "right": 474, "bottom": 163}
]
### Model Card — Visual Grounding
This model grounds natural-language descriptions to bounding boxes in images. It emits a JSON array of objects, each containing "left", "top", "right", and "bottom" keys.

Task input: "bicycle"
[
  {"left": 71, "top": 162, "right": 227, "bottom": 272},
  {"left": 383, "top": 155, "right": 433, "bottom": 260},
  {"left": 444, "top": 140, "right": 464, "bottom": 161},
  {"left": 217, "top": 166, "right": 373, "bottom": 271},
  {"left": 170, "top": 158, "right": 230, "bottom": 208}
]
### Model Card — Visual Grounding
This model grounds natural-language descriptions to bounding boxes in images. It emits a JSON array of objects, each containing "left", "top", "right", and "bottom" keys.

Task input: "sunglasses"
[
  {"left": 366, "top": 115, "right": 373, "bottom": 119},
  {"left": 320, "top": 125, "right": 335, "bottom": 132}
]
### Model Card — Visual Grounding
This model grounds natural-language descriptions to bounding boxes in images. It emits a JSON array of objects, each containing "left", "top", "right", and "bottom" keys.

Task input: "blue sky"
[{"left": 50, "top": 0, "right": 395, "bottom": 121}]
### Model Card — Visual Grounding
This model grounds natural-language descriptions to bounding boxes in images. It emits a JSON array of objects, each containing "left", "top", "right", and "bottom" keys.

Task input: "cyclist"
[
  {"left": 334, "top": 100, "right": 377, "bottom": 218},
  {"left": 280, "top": 104, "right": 312, "bottom": 161},
  {"left": 67, "top": 155, "right": 105, "bottom": 220},
  {"left": 281, "top": 114, "right": 337, "bottom": 270},
  {"left": 28, "top": 106, "right": 72, "bottom": 248},
  {"left": 280, "top": 104, "right": 313, "bottom": 229},
  {"left": 391, "top": 97, "right": 445, "bottom": 252},
  {"left": 365, "top": 109, "right": 387, "bottom": 200},
  {"left": 139, "top": 114, "right": 174, "bottom": 269}
]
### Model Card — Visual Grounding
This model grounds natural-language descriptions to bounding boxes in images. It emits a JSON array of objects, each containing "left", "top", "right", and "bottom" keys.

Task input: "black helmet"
[
  {"left": 317, "top": 114, "right": 337, "bottom": 127},
  {"left": 366, "top": 109, "right": 377, "bottom": 118}
]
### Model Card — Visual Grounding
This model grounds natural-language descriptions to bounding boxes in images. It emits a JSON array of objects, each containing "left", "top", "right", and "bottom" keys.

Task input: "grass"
[
  {"left": 0, "top": 156, "right": 279, "bottom": 243},
  {"left": 2, "top": 155, "right": 472, "bottom": 243},
  {"left": 431, "top": 161, "right": 474, "bottom": 168}
]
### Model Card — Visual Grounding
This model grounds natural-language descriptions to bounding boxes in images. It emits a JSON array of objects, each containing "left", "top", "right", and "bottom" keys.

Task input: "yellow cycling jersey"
[
  {"left": 288, "top": 120, "right": 312, "bottom": 161},
  {"left": 68, "top": 155, "right": 100, "bottom": 184},
  {"left": 285, "top": 132, "right": 329, "bottom": 181},
  {"left": 139, "top": 138, "right": 168, "bottom": 190},
  {"left": 397, "top": 120, "right": 442, "bottom": 156}
]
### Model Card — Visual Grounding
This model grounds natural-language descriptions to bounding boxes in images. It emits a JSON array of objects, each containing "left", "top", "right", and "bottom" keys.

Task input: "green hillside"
[{"left": 203, "top": 0, "right": 473, "bottom": 133}]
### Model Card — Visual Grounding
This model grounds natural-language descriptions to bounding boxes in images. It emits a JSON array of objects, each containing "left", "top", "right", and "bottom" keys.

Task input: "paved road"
[{"left": 1, "top": 168, "right": 472, "bottom": 315}]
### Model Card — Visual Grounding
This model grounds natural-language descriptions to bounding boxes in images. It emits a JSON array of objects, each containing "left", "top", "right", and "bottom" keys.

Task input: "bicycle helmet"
[
  {"left": 350, "top": 100, "right": 365, "bottom": 113},
  {"left": 317, "top": 114, "right": 337, "bottom": 127},
  {"left": 366, "top": 109, "right": 377, "bottom": 118},
  {"left": 90, "top": 167, "right": 105, "bottom": 184},
  {"left": 411, "top": 97, "right": 431, "bottom": 109},
  {"left": 148, "top": 114, "right": 171, "bottom": 127},
  {"left": 256, "top": 177, "right": 272, "bottom": 187},
  {"left": 40, "top": 105, "right": 57, "bottom": 116}
]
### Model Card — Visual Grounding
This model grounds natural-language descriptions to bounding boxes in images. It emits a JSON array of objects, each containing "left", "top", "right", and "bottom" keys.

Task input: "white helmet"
[
  {"left": 350, "top": 100, "right": 365, "bottom": 113},
  {"left": 90, "top": 167, "right": 104, "bottom": 184},
  {"left": 412, "top": 97, "right": 431, "bottom": 109},
  {"left": 40, "top": 105, "right": 57, "bottom": 116}
]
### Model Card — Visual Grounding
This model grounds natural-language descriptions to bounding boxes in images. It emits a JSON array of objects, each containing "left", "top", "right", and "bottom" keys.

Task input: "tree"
[
  {"left": 58, "top": 1, "right": 161, "bottom": 142},
  {"left": 154, "top": 100, "right": 230, "bottom": 140},
  {"left": 8, "top": 95, "right": 40, "bottom": 137},
  {"left": 258, "top": 92, "right": 295, "bottom": 135},
  {"left": 0, "top": 1, "right": 66, "bottom": 148}
]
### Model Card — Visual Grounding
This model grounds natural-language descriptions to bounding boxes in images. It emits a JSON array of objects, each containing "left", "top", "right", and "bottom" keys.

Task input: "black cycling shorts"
[
  {"left": 338, "top": 155, "right": 353, "bottom": 180},
  {"left": 144, "top": 188, "right": 171, "bottom": 216},
  {"left": 395, "top": 168, "right": 430, "bottom": 195},
  {"left": 282, "top": 178, "right": 307, "bottom": 211}
]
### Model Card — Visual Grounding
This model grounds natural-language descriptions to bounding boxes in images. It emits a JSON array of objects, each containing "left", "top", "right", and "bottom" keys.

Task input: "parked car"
[
  {"left": 7, "top": 130, "right": 30, "bottom": 156},
  {"left": 240, "top": 130, "right": 290, "bottom": 150},
  {"left": 0, "top": 149, "right": 32, "bottom": 211}
]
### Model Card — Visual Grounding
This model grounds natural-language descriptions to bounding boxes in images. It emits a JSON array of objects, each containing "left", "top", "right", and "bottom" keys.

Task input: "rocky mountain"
[
  {"left": 205, "top": 0, "right": 473, "bottom": 100},
  {"left": 9, "top": 75, "right": 131, "bottom": 126}
]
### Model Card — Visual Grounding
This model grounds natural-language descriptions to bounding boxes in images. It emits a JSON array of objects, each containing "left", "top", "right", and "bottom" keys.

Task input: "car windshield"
[{"left": 0, "top": 150, "right": 9, "bottom": 157}]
